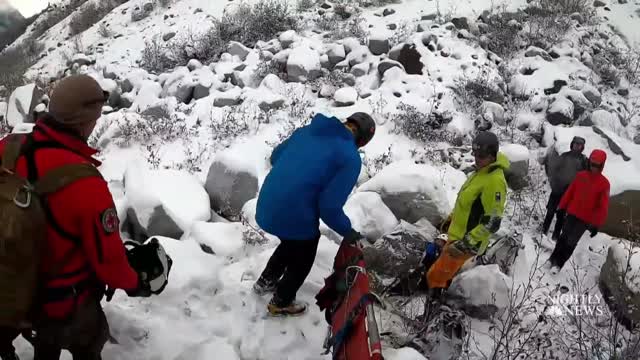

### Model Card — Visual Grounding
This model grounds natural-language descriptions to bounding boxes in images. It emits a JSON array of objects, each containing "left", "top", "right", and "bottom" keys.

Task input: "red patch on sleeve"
[{"left": 101, "top": 208, "right": 119, "bottom": 234}]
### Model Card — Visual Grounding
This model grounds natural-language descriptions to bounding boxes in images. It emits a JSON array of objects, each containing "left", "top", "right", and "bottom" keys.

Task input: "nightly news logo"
[{"left": 544, "top": 293, "right": 606, "bottom": 317}]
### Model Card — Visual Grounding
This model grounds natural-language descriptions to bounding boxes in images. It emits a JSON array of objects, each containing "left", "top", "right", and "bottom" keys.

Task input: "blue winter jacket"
[{"left": 256, "top": 114, "right": 362, "bottom": 241}]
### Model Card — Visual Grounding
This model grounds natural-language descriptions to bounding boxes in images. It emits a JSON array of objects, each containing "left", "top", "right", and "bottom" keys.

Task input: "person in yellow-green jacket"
[{"left": 426, "top": 131, "right": 509, "bottom": 298}]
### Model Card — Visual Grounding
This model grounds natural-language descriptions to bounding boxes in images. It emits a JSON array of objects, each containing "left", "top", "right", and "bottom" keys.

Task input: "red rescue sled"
[{"left": 315, "top": 241, "right": 384, "bottom": 360}]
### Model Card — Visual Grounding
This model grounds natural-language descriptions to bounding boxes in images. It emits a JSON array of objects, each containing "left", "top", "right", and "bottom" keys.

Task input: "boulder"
[
  {"left": 396, "top": 44, "right": 424, "bottom": 75},
  {"left": 122, "top": 166, "right": 211, "bottom": 242},
  {"left": 480, "top": 101, "right": 505, "bottom": 126},
  {"left": 378, "top": 59, "right": 404, "bottom": 76},
  {"left": 388, "top": 43, "right": 404, "bottom": 61},
  {"left": 326, "top": 44, "right": 346, "bottom": 65},
  {"left": 592, "top": 126, "right": 631, "bottom": 161},
  {"left": 350, "top": 62, "right": 369, "bottom": 77},
  {"left": 599, "top": 241, "right": 640, "bottom": 331},
  {"left": 476, "top": 231, "right": 523, "bottom": 276},
  {"left": 228, "top": 41, "right": 251, "bottom": 61},
  {"left": 256, "top": 93, "right": 286, "bottom": 111},
  {"left": 279, "top": 30, "right": 297, "bottom": 49},
  {"left": 193, "top": 82, "right": 211, "bottom": 100},
  {"left": 593, "top": 0, "right": 607, "bottom": 6},
  {"left": 346, "top": 45, "right": 372, "bottom": 67},
  {"left": 601, "top": 190, "right": 640, "bottom": 239},
  {"left": 406, "top": 305, "right": 467, "bottom": 360},
  {"left": 451, "top": 17, "right": 469, "bottom": 30},
  {"left": 582, "top": 85, "right": 602, "bottom": 106},
  {"left": 447, "top": 265, "right": 512, "bottom": 320},
  {"left": 363, "top": 220, "right": 438, "bottom": 289},
  {"left": 546, "top": 96, "right": 574, "bottom": 125},
  {"left": 368, "top": 34, "right": 390, "bottom": 55},
  {"left": 358, "top": 161, "right": 462, "bottom": 225},
  {"left": 501, "top": 144, "right": 530, "bottom": 191},
  {"left": 344, "top": 192, "right": 399, "bottom": 241},
  {"left": 334, "top": 87, "right": 358, "bottom": 106},
  {"left": 205, "top": 154, "right": 259, "bottom": 220},
  {"left": 382, "top": 8, "right": 396, "bottom": 16},
  {"left": 286, "top": 45, "right": 322, "bottom": 83},
  {"left": 213, "top": 87, "right": 243, "bottom": 107},
  {"left": 162, "top": 32, "right": 176, "bottom": 42},
  {"left": 524, "top": 46, "right": 552, "bottom": 61},
  {"left": 6, "top": 83, "right": 44, "bottom": 126},
  {"left": 187, "top": 59, "right": 203, "bottom": 71}
]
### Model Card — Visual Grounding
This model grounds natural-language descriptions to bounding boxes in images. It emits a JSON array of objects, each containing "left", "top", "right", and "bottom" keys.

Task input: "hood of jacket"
[
  {"left": 309, "top": 113, "right": 355, "bottom": 142},
  {"left": 484, "top": 152, "right": 511, "bottom": 173}
]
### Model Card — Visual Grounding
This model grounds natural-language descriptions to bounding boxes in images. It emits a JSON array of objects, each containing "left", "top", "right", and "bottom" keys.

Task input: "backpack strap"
[
  {"left": 1, "top": 134, "right": 26, "bottom": 172},
  {"left": 33, "top": 164, "right": 103, "bottom": 195}
]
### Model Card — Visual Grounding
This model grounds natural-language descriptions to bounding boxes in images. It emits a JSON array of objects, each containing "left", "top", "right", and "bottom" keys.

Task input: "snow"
[
  {"left": 448, "top": 264, "right": 512, "bottom": 313},
  {"left": 334, "top": 87, "right": 358, "bottom": 105},
  {"left": 10, "top": 123, "right": 35, "bottom": 134},
  {"left": 124, "top": 163, "right": 211, "bottom": 232},
  {"left": 609, "top": 240, "right": 640, "bottom": 293},
  {"left": 548, "top": 96, "right": 574, "bottom": 118},
  {"left": 189, "top": 222, "right": 245, "bottom": 257},
  {"left": 501, "top": 144, "right": 530, "bottom": 163},
  {"left": 344, "top": 191, "right": 399, "bottom": 240},
  {"left": 6, "top": 83, "right": 35, "bottom": 127},
  {"left": 509, "top": 57, "right": 590, "bottom": 97},
  {"left": 358, "top": 160, "right": 467, "bottom": 214}
]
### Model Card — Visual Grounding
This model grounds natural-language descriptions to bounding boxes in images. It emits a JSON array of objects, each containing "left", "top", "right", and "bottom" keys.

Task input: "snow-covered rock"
[
  {"left": 350, "top": 62, "right": 370, "bottom": 78},
  {"left": 378, "top": 59, "right": 404, "bottom": 76},
  {"left": 358, "top": 161, "right": 465, "bottom": 226},
  {"left": 447, "top": 264, "right": 512, "bottom": 319},
  {"left": 501, "top": 144, "right": 530, "bottom": 190},
  {"left": 524, "top": 46, "right": 552, "bottom": 61},
  {"left": 286, "top": 45, "right": 322, "bottom": 83},
  {"left": 602, "top": 190, "right": 640, "bottom": 240},
  {"left": 334, "top": 87, "right": 358, "bottom": 107},
  {"left": 407, "top": 305, "right": 467, "bottom": 360},
  {"left": 481, "top": 101, "right": 505, "bottom": 126},
  {"left": 205, "top": 150, "right": 259, "bottom": 220},
  {"left": 588, "top": 110, "right": 622, "bottom": 132},
  {"left": 546, "top": 96, "right": 574, "bottom": 125},
  {"left": 160, "top": 67, "right": 196, "bottom": 104},
  {"left": 6, "top": 83, "right": 40, "bottom": 127},
  {"left": 368, "top": 33, "right": 390, "bottom": 55},
  {"left": 279, "top": 30, "right": 297, "bottom": 49},
  {"left": 582, "top": 85, "right": 602, "bottom": 106},
  {"left": 326, "top": 43, "right": 346, "bottom": 65},
  {"left": 344, "top": 192, "right": 399, "bottom": 241},
  {"left": 122, "top": 165, "right": 211, "bottom": 242},
  {"left": 599, "top": 240, "right": 640, "bottom": 331},
  {"left": 346, "top": 45, "right": 372, "bottom": 67},
  {"left": 363, "top": 220, "right": 438, "bottom": 289},
  {"left": 190, "top": 222, "right": 245, "bottom": 257},
  {"left": 213, "top": 87, "right": 243, "bottom": 107},
  {"left": 227, "top": 41, "right": 251, "bottom": 61}
]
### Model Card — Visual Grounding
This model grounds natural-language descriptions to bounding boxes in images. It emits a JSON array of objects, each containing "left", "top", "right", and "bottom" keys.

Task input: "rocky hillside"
[
  {"left": 0, "top": 0, "right": 25, "bottom": 49},
  {"left": 1, "top": 0, "right": 640, "bottom": 359}
]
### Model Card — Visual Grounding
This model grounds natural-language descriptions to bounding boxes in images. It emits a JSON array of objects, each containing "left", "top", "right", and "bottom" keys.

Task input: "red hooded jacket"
[
  {"left": 558, "top": 149, "right": 610, "bottom": 227},
  {"left": 0, "top": 119, "right": 139, "bottom": 319}
]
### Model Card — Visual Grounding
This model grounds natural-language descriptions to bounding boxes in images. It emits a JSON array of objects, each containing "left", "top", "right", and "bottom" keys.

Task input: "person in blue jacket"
[{"left": 253, "top": 112, "right": 376, "bottom": 316}]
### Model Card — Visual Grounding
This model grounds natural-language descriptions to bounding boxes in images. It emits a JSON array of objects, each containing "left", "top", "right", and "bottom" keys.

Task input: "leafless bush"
[
  {"left": 30, "top": 0, "right": 90, "bottom": 39},
  {"left": 452, "top": 76, "right": 505, "bottom": 115},
  {"left": 363, "top": 145, "right": 393, "bottom": 176},
  {"left": 391, "top": 102, "right": 454, "bottom": 143},
  {"left": 115, "top": 112, "right": 192, "bottom": 147},
  {"left": 308, "top": 68, "right": 352, "bottom": 92},
  {"left": 296, "top": 0, "right": 317, "bottom": 12},
  {"left": 588, "top": 45, "right": 640, "bottom": 88},
  {"left": 252, "top": 58, "right": 287, "bottom": 83},
  {"left": 210, "top": 105, "right": 269, "bottom": 149},
  {"left": 533, "top": 0, "right": 592, "bottom": 15},
  {"left": 140, "top": 36, "right": 177, "bottom": 73},
  {"left": 98, "top": 22, "right": 112, "bottom": 38},
  {"left": 69, "top": 2, "right": 107, "bottom": 35},
  {"left": 171, "top": 143, "right": 209, "bottom": 173},
  {"left": 314, "top": 11, "right": 368, "bottom": 42},
  {"left": 168, "top": 28, "right": 224, "bottom": 67},
  {"left": 214, "top": 0, "right": 298, "bottom": 48},
  {"left": 389, "top": 21, "right": 415, "bottom": 46},
  {"left": 522, "top": 9, "right": 572, "bottom": 50}
]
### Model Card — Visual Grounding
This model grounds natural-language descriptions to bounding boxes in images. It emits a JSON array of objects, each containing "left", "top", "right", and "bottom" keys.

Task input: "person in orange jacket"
[
  {"left": 547, "top": 149, "right": 610, "bottom": 273},
  {"left": 0, "top": 75, "right": 152, "bottom": 360}
]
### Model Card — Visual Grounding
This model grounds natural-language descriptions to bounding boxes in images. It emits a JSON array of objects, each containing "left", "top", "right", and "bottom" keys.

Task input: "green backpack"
[{"left": 0, "top": 134, "right": 101, "bottom": 328}]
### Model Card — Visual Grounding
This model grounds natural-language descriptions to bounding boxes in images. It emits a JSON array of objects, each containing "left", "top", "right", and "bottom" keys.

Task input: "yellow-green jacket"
[{"left": 448, "top": 152, "right": 510, "bottom": 255}]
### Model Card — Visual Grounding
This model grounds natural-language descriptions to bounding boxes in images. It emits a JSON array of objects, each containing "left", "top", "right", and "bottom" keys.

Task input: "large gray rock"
[
  {"left": 582, "top": 85, "right": 602, "bottom": 106},
  {"left": 546, "top": 97, "right": 574, "bottom": 125},
  {"left": 326, "top": 44, "right": 346, "bottom": 65},
  {"left": 601, "top": 190, "right": 640, "bottom": 240},
  {"left": 447, "top": 264, "right": 511, "bottom": 320},
  {"left": 205, "top": 159, "right": 259, "bottom": 220},
  {"left": 228, "top": 41, "right": 251, "bottom": 61},
  {"left": 378, "top": 59, "right": 404, "bottom": 76},
  {"left": 123, "top": 206, "right": 183, "bottom": 243},
  {"left": 368, "top": 35, "right": 390, "bottom": 56},
  {"left": 525, "top": 46, "right": 552, "bottom": 61},
  {"left": 599, "top": 242, "right": 640, "bottom": 331},
  {"left": 481, "top": 101, "right": 505, "bottom": 126},
  {"left": 286, "top": 45, "right": 322, "bottom": 83},
  {"left": 6, "top": 83, "right": 45, "bottom": 126},
  {"left": 363, "top": 220, "right": 438, "bottom": 292},
  {"left": 213, "top": 88, "right": 243, "bottom": 107},
  {"left": 407, "top": 305, "right": 467, "bottom": 360},
  {"left": 592, "top": 126, "right": 631, "bottom": 161}
]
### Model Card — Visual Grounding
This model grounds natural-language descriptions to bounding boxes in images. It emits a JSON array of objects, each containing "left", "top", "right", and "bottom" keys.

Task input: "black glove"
[
  {"left": 589, "top": 226, "right": 598, "bottom": 238},
  {"left": 556, "top": 209, "right": 566, "bottom": 219},
  {"left": 126, "top": 274, "right": 152, "bottom": 298},
  {"left": 343, "top": 229, "right": 363, "bottom": 245}
]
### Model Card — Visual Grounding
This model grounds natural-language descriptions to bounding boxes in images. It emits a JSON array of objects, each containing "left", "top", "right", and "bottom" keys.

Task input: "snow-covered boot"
[
  {"left": 253, "top": 278, "right": 277, "bottom": 296},
  {"left": 267, "top": 298, "right": 308, "bottom": 317}
]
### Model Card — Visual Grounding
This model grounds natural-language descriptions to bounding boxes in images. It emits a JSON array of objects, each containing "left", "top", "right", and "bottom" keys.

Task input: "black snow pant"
[
  {"left": 0, "top": 327, "right": 20, "bottom": 359},
  {"left": 548, "top": 215, "right": 589, "bottom": 269},
  {"left": 258, "top": 236, "right": 321, "bottom": 306},
  {"left": 32, "top": 295, "right": 110, "bottom": 360},
  {"left": 542, "top": 191, "right": 566, "bottom": 239}
]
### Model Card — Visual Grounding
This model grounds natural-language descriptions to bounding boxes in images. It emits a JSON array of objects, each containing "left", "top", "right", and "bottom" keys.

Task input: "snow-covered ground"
[{"left": 4, "top": 0, "right": 640, "bottom": 359}]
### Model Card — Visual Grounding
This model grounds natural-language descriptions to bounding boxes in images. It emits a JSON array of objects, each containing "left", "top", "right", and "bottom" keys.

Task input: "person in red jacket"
[
  {"left": 0, "top": 75, "right": 151, "bottom": 360},
  {"left": 547, "top": 149, "right": 610, "bottom": 273}
]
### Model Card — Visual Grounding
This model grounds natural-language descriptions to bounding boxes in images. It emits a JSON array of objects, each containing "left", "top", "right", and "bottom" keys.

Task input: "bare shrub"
[
  {"left": 115, "top": 112, "right": 192, "bottom": 147},
  {"left": 210, "top": 105, "right": 269, "bottom": 149},
  {"left": 362, "top": 145, "right": 393, "bottom": 176},
  {"left": 296, "top": 0, "right": 317, "bottom": 12},
  {"left": 389, "top": 21, "right": 415, "bottom": 46},
  {"left": 214, "top": 0, "right": 298, "bottom": 48},
  {"left": 591, "top": 47, "right": 640, "bottom": 88},
  {"left": 252, "top": 58, "right": 287, "bottom": 83},
  {"left": 533, "top": 0, "right": 592, "bottom": 15},
  {"left": 391, "top": 102, "right": 454, "bottom": 143},
  {"left": 169, "top": 28, "right": 224, "bottom": 66},
  {"left": 452, "top": 76, "right": 505, "bottom": 115},
  {"left": 140, "top": 36, "right": 177, "bottom": 74},
  {"left": 30, "top": 0, "right": 90, "bottom": 39},
  {"left": 98, "top": 22, "right": 112, "bottom": 38}
]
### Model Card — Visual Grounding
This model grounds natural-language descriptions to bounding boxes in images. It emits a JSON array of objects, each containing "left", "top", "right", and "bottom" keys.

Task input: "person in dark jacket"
[
  {"left": 0, "top": 75, "right": 152, "bottom": 360},
  {"left": 547, "top": 149, "right": 610, "bottom": 273},
  {"left": 253, "top": 112, "right": 376, "bottom": 316},
  {"left": 541, "top": 136, "right": 588, "bottom": 240}
]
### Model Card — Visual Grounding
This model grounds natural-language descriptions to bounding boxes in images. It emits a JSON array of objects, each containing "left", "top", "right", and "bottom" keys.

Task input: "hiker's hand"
[
  {"left": 589, "top": 226, "right": 598, "bottom": 238},
  {"left": 343, "top": 229, "right": 363, "bottom": 246}
]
